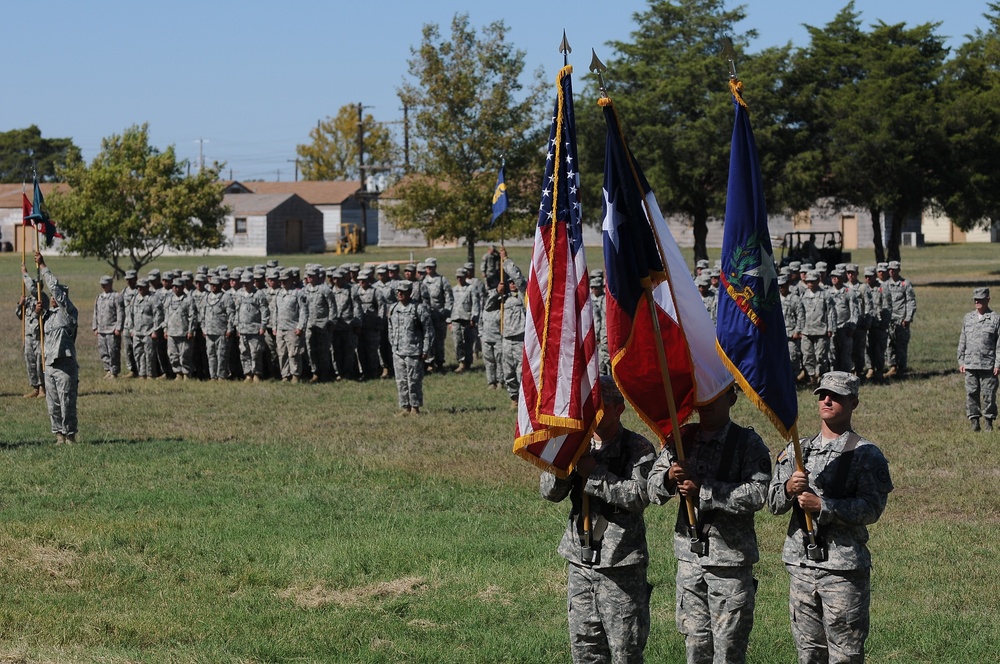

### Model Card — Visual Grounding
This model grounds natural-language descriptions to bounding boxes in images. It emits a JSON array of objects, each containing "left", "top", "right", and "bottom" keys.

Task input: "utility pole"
[
  {"left": 287, "top": 159, "right": 299, "bottom": 182},
  {"left": 195, "top": 138, "right": 208, "bottom": 172}
]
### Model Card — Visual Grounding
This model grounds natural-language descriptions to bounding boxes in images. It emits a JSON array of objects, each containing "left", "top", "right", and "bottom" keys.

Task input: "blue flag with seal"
[
  {"left": 490, "top": 164, "right": 509, "bottom": 226},
  {"left": 715, "top": 79, "right": 797, "bottom": 439}
]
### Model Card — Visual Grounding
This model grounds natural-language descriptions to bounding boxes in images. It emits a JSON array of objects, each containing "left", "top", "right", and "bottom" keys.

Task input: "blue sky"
[{"left": 4, "top": 1, "right": 992, "bottom": 182}]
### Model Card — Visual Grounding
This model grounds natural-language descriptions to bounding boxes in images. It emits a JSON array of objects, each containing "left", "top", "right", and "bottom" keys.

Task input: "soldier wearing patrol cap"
[
  {"left": 302, "top": 267, "right": 335, "bottom": 382},
  {"left": 696, "top": 274, "right": 717, "bottom": 326},
  {"left": 828, "top": 269, "right": 859, "bottom": 372},
  {"left": 330, "top": 269, "right": 360, "bottom": 380},
  {"left": 388, "top": 280, "right": 434, "bottom": 415},
  {"left": 201, "top": 276, "right": 234, "bottom": 380},
  {"left": 590, "top": 275, "right": 609, "bottom": 376},
  {"left": 862, "top": 267, "right": 890, "bottom": 381},
  {"left": 130, "top": 278, "right": 159, "bottom": 379},
  {"left": 354, "top": 269, "right": 383, "bottom": 380},
  {"left": 958, "top": 287, "right": 1000, "bottom": 431},
  {"left": 422, "top": 257, "right": 454, "bottom": 372},
  {"left": 274, "top": 269, "right": 308, "bottom": 382},
  {"left": 884, "top": 260, "right": 916, "bottom": 377},
  {"left": 163, "top": 278, "right": 196, "bottom": 379},
  {"left": 16, "top": 269, "right": 49, "bottom": 398},
  {"left": 373, "top": 265, "right": 395, "bottom": 378},
  {"left": 93, "top": 275, "right": 124, "bottom": 378},
  {"left": 780, "top": 274, "right": 806, "bottom": 381},
  {"left": 769, "top": 371, "right": 893, "bottom": 664},
  {"left": 121, "top": 269, "right": 139, "bottom": 377},
  {"left": 800, "top": 271, "right": 836, "bottom": 384},
  {"left": 450, "top": 267, "right": 479, "bottom": 372},
  {"left": 844, "top": 265, "right": 870, "bottom": 378},
  {"left": 234, "top": 272, "right": 270, "bottom": 382}
]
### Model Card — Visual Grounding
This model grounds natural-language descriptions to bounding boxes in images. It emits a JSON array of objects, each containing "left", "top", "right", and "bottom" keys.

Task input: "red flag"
[
  {"left": 513, "top": 65, "right": 601, "bottom": 478},
  {"left": 601, "top": 98, "right": 733, "bottom": 443},
  {"left": 22, "top": 193, "right": 33, "bottom": 227}
]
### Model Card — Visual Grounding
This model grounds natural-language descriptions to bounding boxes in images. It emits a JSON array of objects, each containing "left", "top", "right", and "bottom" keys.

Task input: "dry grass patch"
[
  {"left": 4, "top": 539, "right": 79, "bottom": 581},
  {"left": 278, "top": 575, "right": 427, "bottom": 609},
  {"left": 476, "top": 584, "right": 514, "bottom": 606}
]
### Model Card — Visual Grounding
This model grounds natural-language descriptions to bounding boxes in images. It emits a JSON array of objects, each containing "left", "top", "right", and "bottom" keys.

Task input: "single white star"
[{"left": 747, "top": 245, "right": 778, "bottom": 295}]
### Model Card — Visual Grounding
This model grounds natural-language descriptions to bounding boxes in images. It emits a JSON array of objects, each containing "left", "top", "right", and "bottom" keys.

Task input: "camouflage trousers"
[
  {"left": 430, "top": 315, "right": 448, "bottom": 369},
  {"left": 205, "top": 334, "right": 231, "bottom": 379},
  {"left": 830, "top": 329, "right": 854, "bottom": 373},
  {"left": 501, "top": 336, "right": 524, "bottom": 400},
  {"left": 865, "top": 325, "right": 887, "bottom": 374},
  {"left": 786, "top": 565, "right": 870, "bottom": 664},
  {"left": 123, "top": 327, "right": 137, "bottom": 376},
  {"left": 787, "top": 338, "right": 803, "bottom": 376},
  {"left": 305, "top": 326, "right": 333, "bottom": 380},
  {"left": 331, "top": 327, "right": 359, "bottom": 379},
  {"left": 276, "top": 330, "right": 304, "bottom": 378},
  {"left": 965, "top": 369, "right": 998, "bottom": 421},
  {"left": 97, "top": 332, "right": 121, "bottom": 376},
  {"left": 167, "top": 335, "right": 193, "bottom": 377},
  {"left": 675, "top": 561, "right": 756, "bottom": 664},
  {"left": 451, "top": 320, "right": 475, "bottom": 367},
  {"left": 240, "top": 334, "right": 265, "bottom": 378},
  {"left": 263, "top": 330, "right": 281, "bottom": 379},
  {"left": 132, "top": 334, "right": 156, "bottom": 378},
  {"left": 23, "top": 334, "right": 43, "bottom": 388},
  {"left": 393, "top": 354, "right": 424, "bottom": 408},
  {"left": 801, "top": 335, "right": 830, "bottom": 378},
  {"left": 482, "top": 340, "right": 500, "bottom": 387},
  {"left": 598, "top": 343, "right": 611, "bottom": 377},
  {"left": 886, "top": 323, "right": 910, "bottom": 371},
  {"left": 567, "top": 562, "right": 650, "bottom": 664},
  {"left": 357, "top": 327, "right": 381, "bottom": 379},
  {"left": 850, "top": 326, "right": 868, "bottom": 378},
  {"left": 44, "top": 358, "right": 78, "bottom": 436}
]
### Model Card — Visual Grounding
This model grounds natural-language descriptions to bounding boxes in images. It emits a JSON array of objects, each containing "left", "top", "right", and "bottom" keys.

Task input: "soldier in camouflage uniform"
[
  {"left": 234, "top": 273, "right": 270, "bottom": 382},
  {"left": 163, "top": 279, "right": 196, "bottom": 379},
  {"left": 30, "top": 253, "right": 80, "bottom": 444},
  {"left": 302, "top": 268, "right": 335, "bottom": 382},
  {"left": 121, "top": 270, "right": 139, "bottom": 377},
  {"left": 201, "top": 276, "right": 235, "bottom": 380},
  {"left": 449, "top": 267, "right": 479, "bottom": 373},
  {"left": 541, "top": 377, "right": 656, "bottom": 664},
  {"left": 481, "top": 245, "right": 502, "bottom": 289},
  {"left": 374, "top": 265, "right": 395, "bottom": 378},
  {"left": 16, "top": 273, "right": 48, "bottom": 398},
  {"left": 957, "top": 287, "right": 1000, "bottom": 432},
  {"left": 330, "top": 269, "right": 360, "bottom": 380},
  {"left": 262, "top": 270, "right": 283, "bottom": 379},
  {"left": 883, "top": 260, "right": 916, "bottom": 377},
  {"left": 590, "top": 275, "right": 610, "bottom": 376},
  {"left": 190, "top": 273, "right": 209, "bottom": 379},
  {"left": 130, "top": 279, "right": 160, "bottom": 379},
  {"left": 422, "top": 257, "right": 454, "bottom": 372},
  {"left": 769, "top": 371, "right": 893, "bottom": 664},
  {"left": 494, "top": 249, "right": 527, "bottom": 406},
  {"left": 844, "top": 265, "right": 870, "bottom": 379},
  {"left": 696, "top": 275, "right": 717, "bottom": 326},
  {"left": 275, "top": 269, "right": 308, "bottom": 383},
  {"left": 800, "top": 271, "right": 837, "bottom": 385},
  {"left": 479, "top": 273, "right": 503, "bottom": 390},
  {"left": 861, "top": 267, "right": 890, "bottom": 381},
  {"left": 780, "top": 275, "right": 806, "bottom": 382},
  {"left": 827, "top": 270, "right": 859, "bottom": 373},
  {"left": 648, "top": 386, "right": 771, "bottom": 664},
  {"left": 93, "top": 275, "right": 125, "bottom": 378},
  {"left": 388, "top": 280, "right": 434, "bottom": 415},
  {"left": 354, "top": 269, "right": 383, "bottom": 380}
]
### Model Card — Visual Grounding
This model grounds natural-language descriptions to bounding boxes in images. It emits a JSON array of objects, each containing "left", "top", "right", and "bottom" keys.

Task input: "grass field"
[{"left": 1, "top": 243, "right": 999, "bottom": 663}]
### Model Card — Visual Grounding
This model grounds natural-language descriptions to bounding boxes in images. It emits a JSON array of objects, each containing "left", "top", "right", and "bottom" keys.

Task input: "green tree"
[
  {"left": 783, "top": 3, "right": 949, "bottom": 262},
  {"left": 939, "top": 3, "right": 1000, "bottom": 231},
  {"left": 296, "top": 104, "right": 398, "bottom": 181},
  {"left": 577, "top": 0, "right": 792, "bottom": 262},
  {"left": 392, "top": 13, "right": 547, "bottom": 263},
  {"left": 0, "top": 125, "right": 81, "bottom": 183},
  {"left": 47, "top": 124, "right": 228, "bottom": 277}
]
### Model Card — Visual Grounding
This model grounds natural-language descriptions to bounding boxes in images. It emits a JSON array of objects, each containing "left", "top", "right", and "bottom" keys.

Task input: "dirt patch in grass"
[
  {"left": 476, "top": 584, "right": 513, "bottom": 606},
  {"left": 279, "top": 575, "right": 427, "bottom": 609}
]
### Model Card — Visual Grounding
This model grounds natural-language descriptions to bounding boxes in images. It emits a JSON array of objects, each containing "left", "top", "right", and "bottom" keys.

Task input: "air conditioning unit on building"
[{"left": 901, "top": 232, "right": 924, "bottom": 247}]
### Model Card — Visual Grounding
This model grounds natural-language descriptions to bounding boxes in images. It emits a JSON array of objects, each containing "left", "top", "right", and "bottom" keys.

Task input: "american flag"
[{"left": 513, "top": 65, "right": 601, "bottom": 479}]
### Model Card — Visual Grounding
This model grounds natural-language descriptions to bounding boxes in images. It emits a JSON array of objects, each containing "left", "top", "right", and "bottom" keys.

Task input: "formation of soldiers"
[{"left": 691, "top": 257, "right": 917, "bottom": 386}]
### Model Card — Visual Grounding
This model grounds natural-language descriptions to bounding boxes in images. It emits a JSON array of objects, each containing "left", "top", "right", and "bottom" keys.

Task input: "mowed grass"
[{"left": 0, "top": 243, "right": 998, "bottom": 663}]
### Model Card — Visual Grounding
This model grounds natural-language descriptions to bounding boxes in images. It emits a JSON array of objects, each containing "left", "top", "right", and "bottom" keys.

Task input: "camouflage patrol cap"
[
  {"left": 590, "top": 269, "right": 604, "bottom": 279},
  {"left": 424, "top": 257, "right": 437, "bottom": 267},
  {"left": 778, "top": 275, "right": 788, "bottom": 286},
  {"left": 125, "top": 270, "right": 137, "bottom": 280},
  {"left": 974, "top": 287, "right": 990, "bottom": 300},
  {"left": 877, "top": 262, "right": 889, "bottom": 271},
  {"left": 350, "top": 263, "right": 361, "bottom": 272},
  {"left": 290, "top": 267, "right": 300, "bottom": 277},
  {"left": 779, "top": 266, "right": 791, "bottom": 276},
  {"left": 304, "top": 267, "right": 319, "bottom": 278},
  {"left": 805, "top": 271, "right": 820, "bottom": 282},
  {"left": 219, "top": 270, "right": 230, "bottom": 280},
  {"left": 589, "top": 277, "right": 604, "bottom": 288},
  {"left": 830, "top": 269, "right": 845, "bottom": 279},
  {"left": 147, "top": 269, "right": 161, "bottom": 279},
  {"left": 815, "top": 261, "right": 828, "bottom": 272},
  {"left": 172, "top": 278, "right": 185, "bottom": 288},
  {"left": 788, "top": 261, "right": 801, "bottom": 271},
  {"left": 455, "top": 267, "right": 467, "bottom": 277},
  {"left": 404, "top": 263, "right": 417, "bottom": 272},
  {"left": 194, "top": 274, "right": 207, "bottom": 283},
  {"left": 182, "top": 270, "right": 194, "bottom": 279},
  {"left": 814, "top": 371, "right": 859, "bottom": 398},
  {"left": 279, "top": 268, "right": 293, "bottom": 280},
  {"left": 695, "top": 274, "right": 711, "bottom": 287},
  {"left": 231, "top": 267, "right": 243, "bottom": 278},
  {"left": 217, "top": 265, "right": 229, "bottom": 272},
  {"left": 375, "top": 266, "right": 387, "bottom": 275},
  {"left": 137, "top": 278, "right": 149, "bottom": 288},
  {"left": 888, "top": 260, "right": 901, "bottom": 270},
  {"left": 197, "top": 265, "right": 209, "bottom": 274},
  {"left": 266, "top": 269, "right": 280, "bottom": 280},
  {"left": 799, "top": 263, "right": 813, "bottom": 272},
  {"left": 463, "top": 262, "right": 475, "bottom": 272},
  {"left": 358, "top": 269, "right": 373, "bottom": 281},
  {"left": 834, "top": 263, "right": 847, "bottom": 271},
  {"left": 266, "top": 259, "right": 278, "bottom": 268},
  {"left": 696, "top": 259, "right": 709, "bottom": 269},
  {"left": 209, "top": 276, "right": 222, "bottom": 286},
  {"left": 387, "top": 263, "right": 400, "bottom": 272},
  {"left": 846, "top": 264, "right": 859, "bottom": 273},
  {"left": 99, "top": 275, "right": 113, "bottom": 285},
  {"left": 708, "top": 269, "right": 720, "bottom": 278},
  {"left": 396, "top": 280, "right": 413, "bottom": 293},
  {"left": 863, "top": 266, "right": 876, "bottom": 276}
]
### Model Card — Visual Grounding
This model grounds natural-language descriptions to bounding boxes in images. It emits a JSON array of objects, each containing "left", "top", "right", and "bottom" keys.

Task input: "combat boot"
[
  {"left": 290, "top": 375, "right": 299, "bottom": 384},
  {"left": 395, "top": 407, "right": 411, "bottom": 417},
  {"left": 66, "top": 434, "right": 76, "bottom": 444},
  {"left": 55, "top": 433, "right": 66, "bottom": 445},
  {"left": 986, "top": 420, "right": 994, "bottom": 432},
  {"left": 796, "top": 369, "right": 807, "bottom": 382},
  {"left": 971, "top": 418, "right": 981, "bottom": 432},
  {"left": 454, "top": 362, "right": 466, "bottom": 373},
  {"left": 411, "top": 407, "right": 420, "bottom": 416},
  {"left": 885, "top": 365, "right": 897, "bottom": 377},
  {"left": 23, "top": 388, "right": 39, "bottom": 398},
  {"left": 253, "top": 375, "right": 262, "bottom": 383},
  {"left": 865, "top": 368, "right": 875, "bottom": 379},
  {"left": 380, "top": 367, "right": 390, "bottom": 379},
  {"left": 308, "top": 375, "right": 320, "bottom": 384},
  {"left": 37, "top": 387, "right": 46, "bottom": 398}
]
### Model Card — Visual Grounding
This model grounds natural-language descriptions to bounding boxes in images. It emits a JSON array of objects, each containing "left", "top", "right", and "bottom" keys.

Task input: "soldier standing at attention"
[
  {"left": 769, "top": 371, "right": 893, "bottom": 664},
  {"left": 93, "top": 275, "right": 124, "bottom": 379},
  {"left": 354, "top": 269, "right": 383, "bottom": 380},
  {"left": 388, "top": 280, "right": 433, "bottom": 416},
  {"left": 449, "top": 267, "right": 479, "bottom": 373},
  {"left": 647, "top": 386, "right": 771, "bottom": 664},
  {"left": 861, "top": 267, "right": 890, "bottom": 382},
  {"left": 201, "top": 276, "right": 234, "bottom": 381},
  {"left": 29, "top": 252, "right": 79, "bottom": 444},
  {"left": 800, "top": 271, "right": 837, "bottom": 385},
  {"left": 130, "top": 278, "right": 159, "bottom": 380},
  {"left": 330, "top": 269, "right": 360, "bottom": 380},
  {"left": 234, "top": 272, "right": 270, "bottom": 382},
  {"left": 120, "top": 269, "right": 139, "bottom": 377},
  {"left": 274, "top": 269, "right": 308, "bottom": 383},
  {"left": 958, "top": 287, "right": 1000, "bottom": 432},
  {"left": 780, "top": 275, "right": 806, "bottom": 383},
  {"left": 883, "top": 260, "right": 916, "bottom": 377},
  {"left": 163, "top": 278, "right": 196, "bottom": 380},
  {"left": 302, "top": 267, "right": 335, "bottom": 382},
  {"left": 422, "top": 257, "right": 454, "bottom": 373},
  {"left": 16, "top": 272, "right": 48, "bottom": 398},
  {"left": 494, "top": 249, "right": 527, "bottom": 407},
  {"left": 590, "top": 274, "right": 610, "bottom": 376},
  {"left": 828, "top": 269, "right": 859, "bottom": 373},
  {"left": 541, "top": 377, "right": 656, "bottom": 664}
]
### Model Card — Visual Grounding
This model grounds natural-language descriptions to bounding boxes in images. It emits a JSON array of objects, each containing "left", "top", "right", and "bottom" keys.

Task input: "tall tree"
[
  {"left": 296, "top": 104, "right": 398, "bottom": 181},
  {"left": 939, "top": 3, "right": 1000, "bottom": 232},
  {"left": 783, "top": 3, "right": 949, "bottom": 262},
  {"left": 0, "top": 125, "right": 81, "bottom": 183},
  {"left": 47, "top": 124, "right": 228, "bottom": 277},
  {"left": 577, "top": 0, "right": 788, "bottom": 262},
  {"left": 392, "top": 13, "right": 547, "bottom": 263}
]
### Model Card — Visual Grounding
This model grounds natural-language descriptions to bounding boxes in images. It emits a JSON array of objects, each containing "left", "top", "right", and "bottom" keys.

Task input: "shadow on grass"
[
  {"left": 925, "top": 279, "right": 1000, "bottom": 289},
  {"left": 0, "top": 436, "right": 185, "bottom": 450}
]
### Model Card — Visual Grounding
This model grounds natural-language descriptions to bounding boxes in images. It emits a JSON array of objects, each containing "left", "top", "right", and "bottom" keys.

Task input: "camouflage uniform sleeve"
[
  {"left": 42, "top": 267, "right": 74, "bottom": 315},
  {"left": 92, "top": 295, "right": 100, "bottom": 331},
  {"left": 115, "top": 292, "right": 125, "bottom": 331},
  {"left": 826, "top": 294, "right": 837, "bottom": 333},
  {"left": 503, "top": 258, "right": 527, "bottom": 292},
  {"left": 296, "top": 291, "right": 308, "bottom": 330},
  {"left": 905, "top": 283, "right": 916, "bottom": 322},
  {"left": 585, "top": 434, "right": 656, "bottom": 513},
  {"left": 647, "top": 445, "right": 679, "bottom": 505},
  {"left": 816, "top": 445, "right": 892, "bottom": 527},
  {"left": 795, "top": 298, "right": 806, "bottom": 335},
  {"left": 258, "top": 292, "right": 270, "bottom": 329},
  {"left": 700, "top": 429, "right": 771, "bottom": 516},
  {"left": 443, "top": 279, "right": 454, "bottom": 317},
  {"left": 994, "top": 316, "right": 1000, "bottom": 371},
  {"left": 418, "top": 304, "right": 434, "bottom": 355},
  {"left": 957, "top": 314, "right": 969, "bottom": 365},
  {"left": 767, "top": 442, "right": 799, "bottom": 515},
  {"left": 540, "top": 472, "right": 572, "bottom": 503}
]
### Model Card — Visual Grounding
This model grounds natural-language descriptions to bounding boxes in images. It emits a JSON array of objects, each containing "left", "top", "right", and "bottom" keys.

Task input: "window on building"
[{"left": 235, "top": 218, "right": 247, "bottom": 234}]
